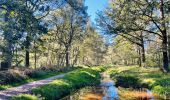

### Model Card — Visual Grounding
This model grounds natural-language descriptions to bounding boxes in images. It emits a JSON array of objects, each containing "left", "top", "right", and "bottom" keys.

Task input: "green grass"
[
  {"left": 0, "top": 71, "right": 62, "bottom": 90},
  {"left": 107, "top": 66, "right": 170, "bottom": 99},
  {"left": 0, "top": 68, "right": 77, "bottom": 90},
  {"left": 30, "top": 66, "right": 105, "bottom": 100},
  {"left": 12, "top": 94, "right": 38, "bottom": 100}
]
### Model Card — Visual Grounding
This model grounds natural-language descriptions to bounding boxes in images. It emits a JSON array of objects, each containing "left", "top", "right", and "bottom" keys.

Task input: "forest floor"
[{"left": 0, "top": 74, "right": 65, "bottom": 100}]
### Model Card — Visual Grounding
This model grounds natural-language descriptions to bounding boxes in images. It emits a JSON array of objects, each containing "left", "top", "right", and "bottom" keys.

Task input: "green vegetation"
[
  {"left": 0, "top": 67, "right": 77, "bottom": 90},
  {"left": 107, "top": 66, "right": 170, "bottom": 99},
  {"left": 12, "top": 94, "right": 38, "bottom": 100},
  {"left": 97, "top": 0, "right": 170, "bottom": 72},
  {"left": 115, "top": 74, "right": 141, "bottom": 88},
  {"left": 29, "top": 67, "right": 104, "bottom": 100},
  {"left": 0, "top": 0, "right": 169, "bottom": 100}
]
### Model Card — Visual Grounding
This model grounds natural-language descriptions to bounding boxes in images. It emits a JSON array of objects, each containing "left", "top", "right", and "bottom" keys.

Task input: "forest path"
[{"left": 0, "top": 74, "right": 65, "bottom": 100}]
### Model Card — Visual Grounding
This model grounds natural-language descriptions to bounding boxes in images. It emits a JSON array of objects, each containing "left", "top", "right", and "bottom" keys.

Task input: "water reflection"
[
  {"left": 60, "top": 86, "right": 103, "bottom": 100},
  {"left": 61, "top": 86, "right": 162, "bottom": 100}
]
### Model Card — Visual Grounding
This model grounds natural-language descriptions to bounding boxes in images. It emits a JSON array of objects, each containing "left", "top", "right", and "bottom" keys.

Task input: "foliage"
[
  {"left": 108, "top": 66, "right": 170, "bottom": 99},
  {"left": 115, "top": 74, "right": 141, "bottom": 88},
  {"left": 0, "top": 67, "right": 77, "bottom": 90},
  {"left": 0, "top": 69, "right": 27, "bottom": 84},
  {"left": 97, "top": 0, "right": 170, "bottom": 71},
  {"left": 27, "top": 70, "right": 47, "bottom": 78},
  {"left": 31, "top": 67, "right": 104, "bottom": 100},
  {"left": 152, "top": 85, "right": 170, "bottom": 98},
  {"left": 12, "top": 94, "right": 38, "bottom": 100}
]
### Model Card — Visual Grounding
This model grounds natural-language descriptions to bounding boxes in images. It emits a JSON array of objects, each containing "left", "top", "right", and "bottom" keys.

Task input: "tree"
[
  {"left": 97, "top": 0, "right": 170, "bottom": 72},
  {"left": 79, "top": 25, "right": 106, "bottom": 66},
  {"left": 47, "top": 3, "right": 88, "bottom": 67}
]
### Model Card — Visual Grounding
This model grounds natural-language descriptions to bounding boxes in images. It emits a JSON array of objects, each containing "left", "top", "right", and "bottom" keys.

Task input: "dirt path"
[{"left": 0, "top": 74, "right": 65, "bottom": 100}]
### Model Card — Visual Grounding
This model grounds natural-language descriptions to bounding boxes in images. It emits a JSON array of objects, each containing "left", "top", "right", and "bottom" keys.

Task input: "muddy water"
[
  {"left": 60, "top": 86, "right": 158, "bottom": 100},
  {"left": 61, "top": 72, "right": 158, "bottom": 100}
]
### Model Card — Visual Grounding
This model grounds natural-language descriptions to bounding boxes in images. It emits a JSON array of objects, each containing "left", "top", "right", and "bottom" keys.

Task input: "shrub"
[
  {"left": 0, "top": 69, "right": 27, "bottom": 84},
  {"left": 27, "top": 70, "right": 47, "bottom": 78},
  {"left": 152, "top": 85, "right": 170, "bottom": 99},
  {"left": 31, "top": 67, "right": 103, "bottom": 100},
  {"left": 151, "top": 78, "right": 170, "bottom": 88},
  {"left": 12, "top": 94, "right": 38, "bottom": 100},
  {"left": 109, "top": 70, "right": 119, "bottom": 78},
  {"left": 151, "top": 78, "right": 170, "bottom": 98},
  {"left": 115, "top": 74, "right": 141, "bottom": 88}
]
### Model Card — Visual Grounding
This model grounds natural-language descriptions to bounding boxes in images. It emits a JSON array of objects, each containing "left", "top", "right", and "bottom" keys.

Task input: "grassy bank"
[
  {"left": 0, "top": 67, "right": 78, "bottom": 90},
  {"left": 107, "top": 66, "right": 170, "bottom": 99},
  {"left": 12, "top": 66, "right": 105, "bottom": 100}
]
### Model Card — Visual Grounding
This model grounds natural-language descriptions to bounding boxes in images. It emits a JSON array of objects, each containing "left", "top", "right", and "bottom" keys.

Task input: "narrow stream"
[{"left": 61, "top": 72, "right": 157, "bottom": 100}]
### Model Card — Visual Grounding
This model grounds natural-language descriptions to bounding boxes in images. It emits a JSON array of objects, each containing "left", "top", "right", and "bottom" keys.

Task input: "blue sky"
[
  {"left": 85, "top": 0, "right": 108, "bottom": 23},
  {"left": 85, "top": 0, "right": 112, "bottom": 44}
]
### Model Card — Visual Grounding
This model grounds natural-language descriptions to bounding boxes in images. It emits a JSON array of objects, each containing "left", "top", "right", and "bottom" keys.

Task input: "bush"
[
  {"left": 0, "top": 69, "right": 27, "bottom": 84},
  {"left": 31, "top": 67, "right": 103, "bottom": 100},
  {"left": 152, "top": 85, "right": 170, "bottom": 99},
  {"left": 115, "top": 74, "right": 141, "bottom": 88},
  {"left": 12, "top": 94, "right": 38, "bottom": 100},
  {"left": 27, "top": 70, "right": 47, "bottom": 78},
  {"left": 151, "top": 78, "right": 170, "bottom": 98},
  {"left": 151, "top": 78, "right": 170, "bottom": 87}
]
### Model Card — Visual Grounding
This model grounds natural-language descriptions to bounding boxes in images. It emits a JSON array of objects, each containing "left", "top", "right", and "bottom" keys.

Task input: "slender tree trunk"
[
  {"left": 138, "top": 46, "right": 142, "bottom": 67},
  {"left": 141, "top": 45, "right": 145, "bottom": 63},
  {"left": 6, "top": 40, "right": 13, "bottom": 68},
  {"left": 33, "top": 40, "right": 37, "bottom": 69},
  {"left": 168, "top": 35, "right": 170, "bottom": 64},
  {"left": 139, "top": 32, "right": 146, "bottom": 67},
  {"left": 25, "top": 50, "right": 30, "bottom": 67},
  {"left": 160, "top": 0, "right": 169, "bottom": 72},
  {"left": 141, "top": 36, "right": 145, "bottom": 63},
  {"left": 4, "top": 11, "right": 12, "bottom": 68},
  {"left": 15, "top": 47, "right": 18, "bottom": 66},
  {"left": 65, "top": 47, "right": 70, "bottom": 67},
  {"left": 141, "top": 42, "right": 146, "bottom": 67},
  {"left": 25, "top": 36, "right": 30, "bottom": 67},
  {"left": 34, "top": 49, "right": 37, "bottom": 69},
  {"left": 162, "top": 33, "right": 169, "bottom": 72}
]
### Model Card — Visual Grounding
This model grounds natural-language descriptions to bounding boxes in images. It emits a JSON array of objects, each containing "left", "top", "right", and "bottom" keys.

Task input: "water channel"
[{"left": 61, "top": 72, "right": 160, "bottom": 100}]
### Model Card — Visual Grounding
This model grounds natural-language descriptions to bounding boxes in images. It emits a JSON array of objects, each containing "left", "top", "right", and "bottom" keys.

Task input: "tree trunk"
[
  {"left": 162, "top": 33, "right": 169, "bottom": 72},
  {"left": 25, "top": 50, "right": 30, "bottom": 67},
  {"left": 33, "top": 40, "right": 37, "bottom": 69},
  {"left": 168, "top": 35, "right": 170, "bottom": 64},
  {"left": 138, "top": 46, "right": 142, "bottom": 67},
  {"left": 141, "top": 41, "right": 146, "bottom": 67},
  {"left": 65, "top": 47, "right": 70, "bottom": 67},
  {"left": 34, "top": 49, "right": 37, "bottom": 69},
  {"left": 15, "top": 47, "right": 18, "bottom": 66},
  {"left": 139, "top": 32, "right": 146, "bottom": 67},
  {"left": 25, "top": 36, "right": 30, "bottom": 67},
  {"left": 4, "top": 11, "right": 12, "bottom": 68},
  {"left": 6, "top": 40, "right": 13, "bottom": 68},
  {"left": 160, "top": 0, "right": 169, "bottom": 72}
]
